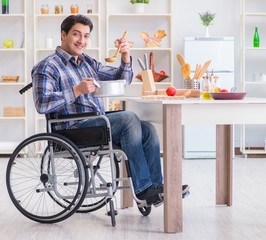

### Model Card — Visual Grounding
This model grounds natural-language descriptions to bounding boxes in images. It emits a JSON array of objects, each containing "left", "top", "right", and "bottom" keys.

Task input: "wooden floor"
[{"left": 1, "top": 156, "right": 266, "bottom": 240}]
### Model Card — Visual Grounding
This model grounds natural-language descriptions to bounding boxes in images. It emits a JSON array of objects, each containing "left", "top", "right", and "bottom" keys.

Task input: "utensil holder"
[
  {"left": 141, "top": 70, "right": 156, "bottom": 96},
  {"left": 184, "top": 79, "right": 200, "bottom": 90}
]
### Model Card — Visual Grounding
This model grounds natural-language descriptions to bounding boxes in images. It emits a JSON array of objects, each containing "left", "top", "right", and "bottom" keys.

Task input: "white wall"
[
  {"left": 171, "top": 0, "right": 246, "bottom": 148},
  {"left": 172, "top": 0, "right": 240, "bottom": 88}
]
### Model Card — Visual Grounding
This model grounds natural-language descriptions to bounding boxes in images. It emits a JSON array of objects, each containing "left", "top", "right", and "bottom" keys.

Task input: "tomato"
[
  {"left": 166, "top": 86, "right": 176, "bottom": 96},
  {"left": 220, "top": 89, "right": 228, "bottom": 93},
  {"left": 159, "top": 70, "right": 166, "bottom": 75}
]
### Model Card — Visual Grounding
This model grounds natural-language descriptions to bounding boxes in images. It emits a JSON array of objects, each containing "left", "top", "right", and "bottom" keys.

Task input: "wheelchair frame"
[{"left": 6, "top": 86, "right": 152, "bottom": 227}]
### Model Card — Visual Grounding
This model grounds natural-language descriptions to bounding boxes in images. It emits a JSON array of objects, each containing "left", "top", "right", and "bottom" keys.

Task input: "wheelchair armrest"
[
  {"left": 46, "top": 112, "right": 99, "bottom": 120},
  {"left": 105, "top": 110, "right": 124, "bottom": 114}
]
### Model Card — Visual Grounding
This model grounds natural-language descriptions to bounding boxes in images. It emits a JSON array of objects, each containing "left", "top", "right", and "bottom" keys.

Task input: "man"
[{"left": 31, "top": 14, "right": 189, "bottom": 207}]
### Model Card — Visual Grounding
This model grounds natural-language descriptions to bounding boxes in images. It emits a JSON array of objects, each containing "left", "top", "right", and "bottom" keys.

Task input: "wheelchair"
[{"left": 5, "top": 84, "right": 153, "bottom": 227}]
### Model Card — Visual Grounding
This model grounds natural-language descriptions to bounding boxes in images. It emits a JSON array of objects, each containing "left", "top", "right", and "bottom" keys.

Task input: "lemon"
[
  {"left": 3, "top": 40, "right": 14, "bottom": 48},
  {"left": 214, "top": 87, "right": 220, "bottom": 93}
]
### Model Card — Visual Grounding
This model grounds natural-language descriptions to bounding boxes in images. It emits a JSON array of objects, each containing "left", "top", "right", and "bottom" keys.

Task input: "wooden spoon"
[
  {"left": 176, "top": 53, "right": 186, "bottom": 66},
  {"left": 181, "top": 63, "right": 191, "bottom": 80},
  {"left": 197, "top": 60, "right": 211, "bottom": 79},
  {"left": 193, "top": 64, "right": 201, "bottom": 79},
  {"left": 105, "top": 31, "right": 128, "bottom": 62}
]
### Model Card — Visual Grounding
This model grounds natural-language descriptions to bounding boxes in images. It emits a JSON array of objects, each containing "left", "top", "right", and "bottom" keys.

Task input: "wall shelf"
[
  {"left": 240, "top": 0, "right": 266, "bottom": 156},
  {"left": 0, "top": 0, "right": 27, "bottom": 154}
]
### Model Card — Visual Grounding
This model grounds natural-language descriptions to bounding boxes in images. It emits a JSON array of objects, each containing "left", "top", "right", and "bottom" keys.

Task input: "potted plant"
[
  {"left": 198, "top": 11, "right": 216, "bottom": 37},
  {"left": 130, "top": 0, "right": 150, "bottom": 4},
  {"left": 130, "top": 0, "right": 150, "bottom": 13}
]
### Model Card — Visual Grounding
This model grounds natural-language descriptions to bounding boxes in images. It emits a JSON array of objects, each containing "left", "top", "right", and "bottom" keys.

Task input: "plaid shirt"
[{"left": 31, "top": 46, "right": 133, "bottom": 130}]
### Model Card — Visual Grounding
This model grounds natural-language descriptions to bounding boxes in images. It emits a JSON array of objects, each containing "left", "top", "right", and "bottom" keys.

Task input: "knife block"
[{"left": 141, "top": 69, "right": 156, "bottom": 95}]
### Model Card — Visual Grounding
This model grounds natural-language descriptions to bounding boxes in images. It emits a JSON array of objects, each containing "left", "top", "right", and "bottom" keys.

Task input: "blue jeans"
[{"left": 79, "top": 111, "right": 163, "bottom": 194}]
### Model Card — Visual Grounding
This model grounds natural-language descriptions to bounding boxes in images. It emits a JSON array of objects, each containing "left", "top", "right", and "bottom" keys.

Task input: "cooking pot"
[{"left": 94, "top": 79, "right": 126, "bottom": 97}]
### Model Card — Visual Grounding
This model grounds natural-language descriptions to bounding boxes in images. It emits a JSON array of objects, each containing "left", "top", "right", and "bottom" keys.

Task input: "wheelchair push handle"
[{"left": 19, "top": 83, "right": 33, "bottom": 95}]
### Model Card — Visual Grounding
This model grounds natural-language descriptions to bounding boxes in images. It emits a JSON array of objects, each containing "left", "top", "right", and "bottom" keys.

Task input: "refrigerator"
[{"left": 183, "top": 37, "right": 235, "bottom": 158}]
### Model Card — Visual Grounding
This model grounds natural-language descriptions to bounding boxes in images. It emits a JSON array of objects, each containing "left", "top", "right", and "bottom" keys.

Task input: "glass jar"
[
  {"left": 41, "top": 4, "right": 49, "bottom": 14},
  {"left": 201, "top": 76, "right": 212, "bottom": 100},
  {"left": 71, "top": 4, "right": 79, "bottom": 14},
  {"left": 87, "top": 3, "right": 93, "bottom": 13},
  {"left": 55, "top": 5, "right": 63, "bottom": 14}
]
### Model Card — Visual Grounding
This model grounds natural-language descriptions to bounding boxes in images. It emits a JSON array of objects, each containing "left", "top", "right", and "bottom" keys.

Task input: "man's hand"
[
  {"left": 116, "top": 38, "right": 131, "bottom": 64},
  {"left": 73, "top": 78, "right": 97, "bottom": 97}
]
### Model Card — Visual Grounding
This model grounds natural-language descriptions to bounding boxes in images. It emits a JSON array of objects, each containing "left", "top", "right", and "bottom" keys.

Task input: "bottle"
[
  {"left": 2, "top": 0, "right": 9, "bottom": 14},
  {"left": 253, "top": 27, "right": 260, "bottom": 48}
]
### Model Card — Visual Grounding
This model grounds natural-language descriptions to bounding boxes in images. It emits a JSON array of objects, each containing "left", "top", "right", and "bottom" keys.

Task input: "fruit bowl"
[
  {"left": 136, "top": 71, "right": 168, "bottom": 82},
  {"left": 210, "top": 92, "right": 247, "bottom": 100}
]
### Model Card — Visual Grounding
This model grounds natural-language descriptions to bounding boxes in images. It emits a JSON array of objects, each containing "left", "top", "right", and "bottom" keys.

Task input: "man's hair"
[{"left": 61, "top": 14, "right": 93, "bottom": 34}]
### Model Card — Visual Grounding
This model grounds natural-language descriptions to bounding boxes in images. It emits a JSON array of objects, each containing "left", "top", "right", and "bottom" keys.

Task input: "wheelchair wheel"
[
  {"left": 6, "top": 133, "right": 88, "bottom": 224},
  {"left": 138, "top": 206, "right": 152, "bottom": 216},
  {"left": 76, "top": 153, "right": 120, "bottom": 213}
]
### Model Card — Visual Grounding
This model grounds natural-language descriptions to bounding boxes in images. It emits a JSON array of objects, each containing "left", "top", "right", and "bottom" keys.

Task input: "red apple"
[{"left": 166, "top": 86, "right": 176, "bottom": 96}]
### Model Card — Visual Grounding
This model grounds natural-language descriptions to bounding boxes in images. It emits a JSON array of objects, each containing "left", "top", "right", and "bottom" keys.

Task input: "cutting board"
[{"left": 144, "top": 89, "right": 200, "bottom": 98}]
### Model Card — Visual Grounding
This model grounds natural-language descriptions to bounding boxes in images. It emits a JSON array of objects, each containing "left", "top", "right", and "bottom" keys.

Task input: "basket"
[
  {"left": 2, "top": 76, "right": 19, "bottom": 83},
  {"left": 136, "top": 71, "right": 168, "bottom": 82},
  {"left": 3, "top": 107, "right": 25, "bottom": 117}
]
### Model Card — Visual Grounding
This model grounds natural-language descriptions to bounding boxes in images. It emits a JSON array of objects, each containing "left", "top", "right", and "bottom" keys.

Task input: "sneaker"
[
  {"left": 160, "top": 184, "right": 190, "bottom": 198},
  {"left": 182, "top": 184, "right": 190, "bottom": 198},
  {"left": 136, "top": 184, "right": 190, "bottom": 207},
  {"left": 136, "top": 184, "right": 163, "bottom": 207}
]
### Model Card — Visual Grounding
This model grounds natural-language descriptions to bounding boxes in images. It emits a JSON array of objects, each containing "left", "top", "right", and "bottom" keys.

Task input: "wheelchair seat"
[{"left": 55, "top": 126, "right": 109, "bottom": 148}]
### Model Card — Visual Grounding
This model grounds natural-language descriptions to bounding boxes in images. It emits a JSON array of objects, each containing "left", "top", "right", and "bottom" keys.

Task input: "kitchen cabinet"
[
  {"left": 33, "top": 0, "right": 101, "bottom": 134},
  {"left": 0, "top": 0, "right": 27, "bottom": 154},
  {"left": 240, "top": 0, "right": 266, "bottom": 155},
  {"left": 105, "top": 0, "right": 173, "bottom": 97}
]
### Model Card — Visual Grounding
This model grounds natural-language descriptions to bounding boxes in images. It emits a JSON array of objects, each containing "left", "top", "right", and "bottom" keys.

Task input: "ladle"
[{"left": 105, "top": 31, "right": 128, "bottom": 62}]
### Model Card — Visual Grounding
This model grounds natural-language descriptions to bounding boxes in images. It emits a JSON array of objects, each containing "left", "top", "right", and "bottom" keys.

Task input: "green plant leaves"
[{"left": 199, "top": 11, "right": 216, "bottom": 26}]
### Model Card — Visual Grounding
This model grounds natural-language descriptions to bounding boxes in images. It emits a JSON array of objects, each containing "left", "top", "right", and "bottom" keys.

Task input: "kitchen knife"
[
  {"left": 137, "top": 58, "right": 146, "bottom": 71},
  {"left": 144, "top": 53, "right": 148, "bottom": 70},
  {"left": 149, "top": 52, "right": 154, "bottom": 71}
]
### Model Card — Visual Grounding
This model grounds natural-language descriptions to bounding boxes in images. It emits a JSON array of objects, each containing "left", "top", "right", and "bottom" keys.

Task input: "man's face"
[{"left": 61, "top": 23, "right": 90, "bottom": 58}]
